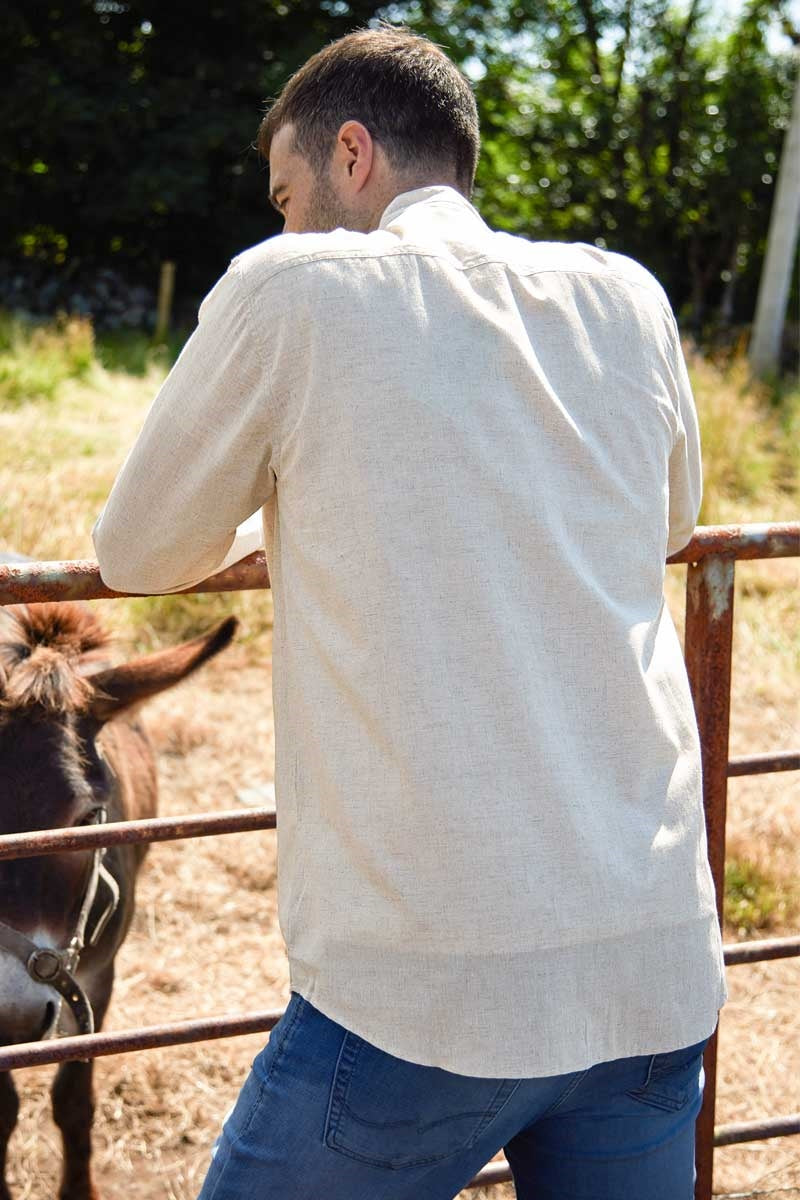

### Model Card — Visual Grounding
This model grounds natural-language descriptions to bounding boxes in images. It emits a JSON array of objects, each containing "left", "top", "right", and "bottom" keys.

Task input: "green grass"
[
  {"left": 95, "top": 326, "right": 187, "bottom": 376},
  {"left": 0, "top": 309, "right": 276, "bottom": 656},
  {"left": 724, "top": 856, "right": 795, "bottom": 938},
  {"left": 0, "top": 311, "right": 188, "bottom": 407},
  {"left": 774, "top": 378, "right": 800, "bottom": 489},
  {"left": 120, "top": 590, "right": 273, "bottom": 656},
  {"left": 686, "top": 349, "right": 799, "bottom": 525},
  {"left": 0, "top": 311, "right": 95, "bottom": 405}
]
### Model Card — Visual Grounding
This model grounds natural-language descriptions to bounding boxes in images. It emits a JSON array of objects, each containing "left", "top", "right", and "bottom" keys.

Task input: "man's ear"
[{"left": 332, "top": 121, "right": 374, "bottom": 194}]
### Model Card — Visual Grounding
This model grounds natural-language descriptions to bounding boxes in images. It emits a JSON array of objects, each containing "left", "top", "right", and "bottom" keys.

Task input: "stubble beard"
[{"left": 303, "top": 170, "right": 368, "bottom": 234}]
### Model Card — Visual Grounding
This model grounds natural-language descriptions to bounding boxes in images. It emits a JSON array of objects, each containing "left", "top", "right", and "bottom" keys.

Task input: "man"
[{"left": 94, "top": 26, "right": 726, "bottom": 1200}]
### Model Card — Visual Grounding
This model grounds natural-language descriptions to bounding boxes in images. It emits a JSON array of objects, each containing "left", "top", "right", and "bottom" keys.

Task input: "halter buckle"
[{"left": 27, "top": 947, "right": 62, "bottom": 983}]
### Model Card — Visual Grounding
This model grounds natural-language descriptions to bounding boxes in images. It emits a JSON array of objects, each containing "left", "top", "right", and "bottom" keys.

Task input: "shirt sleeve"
[
  {"left": 665, "top": 318, "right": 702, "bottom": 557},
  {"left": 215, "top": 510, "right": 265, "bottom": 572},
  {"left": 93, "top": 262, "right": 275, "bottom": 594}
]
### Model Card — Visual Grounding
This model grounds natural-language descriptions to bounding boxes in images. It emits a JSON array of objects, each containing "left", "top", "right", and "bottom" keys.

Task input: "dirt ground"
[{"left": 5, "top": 560, "right": 800, "bottom": 1200}]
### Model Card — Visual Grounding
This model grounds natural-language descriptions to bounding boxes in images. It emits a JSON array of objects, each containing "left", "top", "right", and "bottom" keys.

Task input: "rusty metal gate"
[{"left": 0, "top": 519, "right": 798, "bottom": 1198}]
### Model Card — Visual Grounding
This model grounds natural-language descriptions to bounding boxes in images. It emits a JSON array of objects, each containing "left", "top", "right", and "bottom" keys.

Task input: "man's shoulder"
[
  {"left": 491, "top": 232, "right": 671, "bottom": 307},
  {"left": 229, "top": 228, "right": 398, "bottom": 293},
  {"left": 223, "top": 221, "right": 672, "bottom": 322}
]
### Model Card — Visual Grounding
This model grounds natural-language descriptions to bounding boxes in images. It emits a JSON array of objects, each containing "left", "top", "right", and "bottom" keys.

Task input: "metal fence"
[{"left": 0, "top": 520, "right": 798, "bottom": 1198}]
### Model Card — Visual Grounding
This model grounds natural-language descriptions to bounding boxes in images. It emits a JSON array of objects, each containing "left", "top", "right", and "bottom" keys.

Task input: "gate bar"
[
  {"left": 728, "top": 752, "right": 800, "bottom": 776},
  {"left": 1, "top": 1012, "right": 795, "bottom": 1161},
  {"left": 1, "top": 738, "right": 795, "bottom": 860},
  {"left": 714, "top": 1114, "right": 800, "bottom": 1147},
  {"left": 0, "top": 808, "right": 276, "bottom": 861},
  {"left": 0, "top": 522, "right": 797, "bottom": 609},
  {"left": 667, "top": 522, "right": 800, "bottom": 564},
  {"left": 0, "top": 1011, "right": 283, "bottom": 1071},
  {"left": 723, "top": 935, "right": 800, "bottom": 966},
  {"left": 0, "top": 552, "right": 270, "bottom": 607},
  {"left": 469, "top": 1162, "right": 514, "bottom": 1187}
]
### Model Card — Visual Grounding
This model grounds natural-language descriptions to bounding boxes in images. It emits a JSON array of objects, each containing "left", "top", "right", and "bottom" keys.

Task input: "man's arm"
[
  {"left": 665, "top": 319, "right": 703, "bottom": 556},
  {"left": 93, "top": 263, "right": 275, "bottom": 594}
]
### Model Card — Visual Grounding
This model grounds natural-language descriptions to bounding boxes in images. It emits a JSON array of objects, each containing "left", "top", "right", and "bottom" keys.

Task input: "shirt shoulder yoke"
[{"left": 230, "top": 228, "right": 399, "bottom": 291}]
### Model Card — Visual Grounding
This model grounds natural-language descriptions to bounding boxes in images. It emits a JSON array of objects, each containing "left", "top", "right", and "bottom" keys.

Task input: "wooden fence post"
[{"left": 154, "top": 260, "right": 176, "bottom": 343}]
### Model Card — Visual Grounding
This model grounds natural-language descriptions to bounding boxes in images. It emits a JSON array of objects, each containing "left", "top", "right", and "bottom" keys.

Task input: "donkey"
[{"left": 0, "top": 601, "right": 237, "bottom": 1200}]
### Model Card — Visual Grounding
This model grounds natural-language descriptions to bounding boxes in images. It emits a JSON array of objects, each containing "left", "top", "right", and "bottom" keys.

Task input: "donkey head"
[{"left": 0, "top": 603, "right": 236, "bottom": 1043}]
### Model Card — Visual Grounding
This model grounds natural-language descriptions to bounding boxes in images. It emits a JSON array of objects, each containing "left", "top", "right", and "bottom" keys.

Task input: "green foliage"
[
  {"left": 0, "top": 0, "right": 384, "bottom": 296},
  {"left": 0, "top": 0, "right": 796, "bottom": 332},
  {"left": 0, "top": 309, "right": 186, "bottom": 407},
  {"left": 773, "top": 379, "right": 800, "bottom": 485},
  {"left": 95, "top": 327, "right": 186, "bottom": 376},
  {"left": 724, "top": 856, "right": 791, "bottom": 936},
  {"left": 401, "top": 0, "right": 797, "bottom": 330},
  {"left": 0, "top": 312, "right": 94, "bottom": 405}
]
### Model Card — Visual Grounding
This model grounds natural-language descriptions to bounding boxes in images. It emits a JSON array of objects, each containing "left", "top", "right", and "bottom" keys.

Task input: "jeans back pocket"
[
  {"left": 626, "top": 1038, "right": 708, "bottom": 1113},
  {"left": 324, "top": 1031, "right": 520, "bottom": 1169}
]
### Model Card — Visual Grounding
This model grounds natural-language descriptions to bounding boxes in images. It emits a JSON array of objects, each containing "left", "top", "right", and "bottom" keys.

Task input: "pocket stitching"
[
  {"left": 234, "top": 1078, "right": 268, "bottom": 1144},
  {"left": 234, "top": 996, "right": 307, "bottom": 1145},
  {"left": 625, "top": 1043, "right": 705, "bottom": 1114},
  {"left": 326, "top": 1032, "right": 366, "bottom": 1152},
  {"left": 538, "top": 1068, "right": 590, "bottom": 1120},
  {"left": 325, "top": 1032, "right": 518, "bottom": 1170},
  {"left": 263, "top": 994, "right": 306, "bottom": 1087},
  {"left": 323, "top": 1028, "right": 353, "bottom": 1151},
  {"left": 468, "top": 1079, "right": 522, "bottom": 1146},
  {"left": 625, "top": 1085, "right": 689, "bottom": 1113}
]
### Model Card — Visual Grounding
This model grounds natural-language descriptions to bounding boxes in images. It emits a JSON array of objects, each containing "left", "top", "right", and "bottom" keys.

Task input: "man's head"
[{"left": 258, "top": 27, "right": 480, "bottom": 234}]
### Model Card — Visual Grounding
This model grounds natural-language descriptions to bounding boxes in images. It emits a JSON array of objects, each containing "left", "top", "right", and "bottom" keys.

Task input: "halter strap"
[
  {"left": 0, "top": 920, "right": 95, "bottom": 1034},
  {"left": 0, "top": 808, "right": 120, "bottom": 1038}
]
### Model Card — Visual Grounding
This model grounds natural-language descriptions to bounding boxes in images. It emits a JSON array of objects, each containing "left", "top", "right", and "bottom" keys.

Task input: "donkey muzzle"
[{"left": 0, "top": 922, "right": 95, "bottom": 1037}]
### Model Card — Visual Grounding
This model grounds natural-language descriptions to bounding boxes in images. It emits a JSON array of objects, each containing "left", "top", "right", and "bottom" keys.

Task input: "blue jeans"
[{"left": 197, "top": 992, "right": 708, "bottom": 1199}]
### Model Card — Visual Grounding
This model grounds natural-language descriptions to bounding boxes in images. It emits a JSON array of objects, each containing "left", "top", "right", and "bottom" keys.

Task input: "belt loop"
[{"left": 643, "top": 1053, "right": 656, "bottom": 1087}]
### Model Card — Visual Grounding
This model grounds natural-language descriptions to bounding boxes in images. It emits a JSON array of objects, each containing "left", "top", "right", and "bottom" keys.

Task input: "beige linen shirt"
[{"left": 94, "top": 185, "right": 726, "bottom": 1077}]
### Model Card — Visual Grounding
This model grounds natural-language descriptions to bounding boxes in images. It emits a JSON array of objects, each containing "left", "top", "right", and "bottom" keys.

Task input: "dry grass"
[
  {"left": 0, "top": 321, "right": 798, "bottom": 1197},
  {"left": 0, "top": 356, "right": 274, "bottom": 657},
  {"left": 686, "top": 346, "right": 800, "bottom": 528}
]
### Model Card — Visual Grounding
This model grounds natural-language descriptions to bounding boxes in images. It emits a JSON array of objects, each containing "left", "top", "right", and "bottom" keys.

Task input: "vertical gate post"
[{"left": 684, "top": 556, "right": 736, "bottom": 1200}]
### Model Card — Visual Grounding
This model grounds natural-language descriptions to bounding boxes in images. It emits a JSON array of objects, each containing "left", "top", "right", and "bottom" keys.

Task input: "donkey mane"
[{"left": 0, "top": 603, "right": 110, "bottom": 715}]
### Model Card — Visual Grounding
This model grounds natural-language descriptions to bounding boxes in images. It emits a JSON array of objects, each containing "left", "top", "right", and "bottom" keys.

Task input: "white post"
[{"left": 748, "top": 60, "right": 800, "bottom": 378}]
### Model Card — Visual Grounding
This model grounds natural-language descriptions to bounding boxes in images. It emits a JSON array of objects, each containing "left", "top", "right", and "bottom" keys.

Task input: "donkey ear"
[{"left": 88, "top": 617, "right": 238, "bottom": 724}]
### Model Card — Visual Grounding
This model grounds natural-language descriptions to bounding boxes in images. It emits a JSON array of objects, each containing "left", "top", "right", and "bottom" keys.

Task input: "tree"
[
  {"left": 0, "top": 0, "right": 795, "bottom": 337},
  {"left": 0, "top": 0, "right": 382, "bottom": 301},
  {"left": 403, "top": 0, "right": 797, "bottom": 329}
]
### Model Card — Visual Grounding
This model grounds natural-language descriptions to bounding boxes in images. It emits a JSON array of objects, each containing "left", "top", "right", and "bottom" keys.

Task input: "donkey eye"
[{"left": 77, "top": 806, "right": 105, "bottom": 827}]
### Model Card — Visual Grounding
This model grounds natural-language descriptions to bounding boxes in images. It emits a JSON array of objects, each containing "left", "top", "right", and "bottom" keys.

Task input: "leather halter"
[{"left": 0, "top": 808, "right": 120, "bottom": 1037}]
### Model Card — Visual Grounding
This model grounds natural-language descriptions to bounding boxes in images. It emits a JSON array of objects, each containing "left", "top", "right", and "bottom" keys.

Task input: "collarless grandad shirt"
[{"left": 94, "top": 185, "right": 726, "bottom": 1077}]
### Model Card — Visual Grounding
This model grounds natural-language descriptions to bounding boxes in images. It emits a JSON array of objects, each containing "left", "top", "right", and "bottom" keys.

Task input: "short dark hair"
[{"left": 258, "top": 27, "right": 480, "bottom": 195}]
